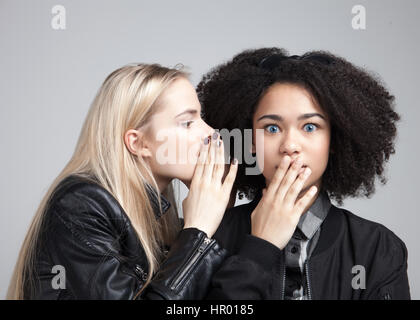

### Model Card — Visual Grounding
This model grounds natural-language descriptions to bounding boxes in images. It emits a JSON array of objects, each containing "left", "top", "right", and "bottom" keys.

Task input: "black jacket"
[
  {"left": 25, "top": 175, "right": 228, "bottom": 299},
  {"left": 209, "top": 195, "right": 411, "bottom": 300}
]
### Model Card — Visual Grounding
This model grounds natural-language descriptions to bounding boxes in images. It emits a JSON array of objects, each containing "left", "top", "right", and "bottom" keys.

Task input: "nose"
[{"left": 279, "top": 130, "right": 301, "bottom": 156}]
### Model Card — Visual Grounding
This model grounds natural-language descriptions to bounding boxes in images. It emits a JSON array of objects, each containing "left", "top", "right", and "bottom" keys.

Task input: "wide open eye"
[
  {"left": 265, "top": 124, "right": 280, "bottom": 133},
  {"left": 303, "top": 123, "right": 318, "bottom": 133}
]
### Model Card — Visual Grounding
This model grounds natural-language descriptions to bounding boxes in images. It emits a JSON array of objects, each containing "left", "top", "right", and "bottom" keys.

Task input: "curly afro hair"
[{"left": 197, "top": 47, "right": 400, "bottom": 205}]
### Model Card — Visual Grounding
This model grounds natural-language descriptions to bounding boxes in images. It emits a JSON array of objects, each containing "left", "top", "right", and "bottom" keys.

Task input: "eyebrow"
[
  {"left": 256, "top": 113, "right": 326, "bottom": 122},
  {"left": 175, "top": 109, "right": 198, "bottom": 118}
]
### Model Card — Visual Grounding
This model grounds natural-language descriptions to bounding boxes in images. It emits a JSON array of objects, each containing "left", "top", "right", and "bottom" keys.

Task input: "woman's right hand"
[
  {"left": 182, "top": 132, "right": 238, "bottom": 238},
  {"left": 251, "top": 155, "right": 318, "bottom": 249}
]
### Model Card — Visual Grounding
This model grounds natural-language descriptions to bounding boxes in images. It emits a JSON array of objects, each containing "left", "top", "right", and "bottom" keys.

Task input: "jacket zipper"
[
  {"left": 305, "top": 260, "right": 312, "bottom": 300},
  {"left": 281, "top": 263, "right": 286, "bottom": 300},
  {"left": 170, "top": 236, "right": 215, "bottom": 291},
  {"left": 134, "top": 264, "right": 148, "bottom": 282}
]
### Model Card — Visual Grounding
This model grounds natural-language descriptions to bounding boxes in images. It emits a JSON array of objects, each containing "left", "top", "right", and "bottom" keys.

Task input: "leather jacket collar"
[
  {"left": 144, "top": 183, "right": 171, "bottom": 219},
  {"left": 62, "top": 174, "right": 171, "bottom": 220}
]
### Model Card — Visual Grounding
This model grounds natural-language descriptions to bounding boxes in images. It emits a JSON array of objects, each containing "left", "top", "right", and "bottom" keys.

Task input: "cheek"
[
  {"left": 254, "top": 130, "right": 268, "bottom": 166},
  {"left": 167, "top": 128, "right": 199, "bottom": 158},
  {"left": 255, "top": 139, "right": 278, "bottom": 180},
  {"left": 306, "top": 137, "right": 330, "bottom": 182},
  {"left": 144, "top": 127, "right": 201, "bottom": 182},
  {"left": 179, "top": 129, "right": 203, "bottom": 164},
  {"left": 170, "top": 129, "right": 203, "bottom": 180}
]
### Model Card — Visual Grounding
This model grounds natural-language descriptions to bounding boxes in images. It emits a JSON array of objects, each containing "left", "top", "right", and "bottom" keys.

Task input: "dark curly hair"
[{"left": 197, "top": 47, "right": 400, "bottom": 205}]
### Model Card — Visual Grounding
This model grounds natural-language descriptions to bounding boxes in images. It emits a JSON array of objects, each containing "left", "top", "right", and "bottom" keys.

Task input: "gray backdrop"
[{"left": 1, "top": 0, "right": 419, "bottom": 299}]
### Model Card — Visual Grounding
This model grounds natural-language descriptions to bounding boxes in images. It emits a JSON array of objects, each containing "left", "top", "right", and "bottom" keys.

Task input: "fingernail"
[
  {"left": 204, "top": 137, "right": 209, "bottom": 145},
  {"left": 232, "top": 158, "right": 238, "bottom": 165},
  {"left": 212, "top": 132, "right": 219, "bottom": 140},
  {"left": 217, "top": 140, "right": 222, "bottom": 147}
]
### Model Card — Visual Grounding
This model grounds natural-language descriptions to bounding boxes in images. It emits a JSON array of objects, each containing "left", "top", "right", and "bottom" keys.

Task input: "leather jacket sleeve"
[
  {"left": 142, "top": 228, "right": 227, "bottom": 300},
  {"left": 31, "top": 182, "right": 228, "bottom": 300}
]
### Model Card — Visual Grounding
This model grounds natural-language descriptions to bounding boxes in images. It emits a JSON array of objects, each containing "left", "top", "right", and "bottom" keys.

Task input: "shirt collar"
[
  {"left": 296, "top": 191, "right": 331, "bottom": 240},
  {"left": 145, "top": 183, "right": 171, "bottom": 219}
]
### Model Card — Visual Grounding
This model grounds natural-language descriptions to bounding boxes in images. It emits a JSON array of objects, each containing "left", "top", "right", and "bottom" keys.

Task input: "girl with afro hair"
[{"left": 198, "top": 47, "right": 410, "bottom": 299}]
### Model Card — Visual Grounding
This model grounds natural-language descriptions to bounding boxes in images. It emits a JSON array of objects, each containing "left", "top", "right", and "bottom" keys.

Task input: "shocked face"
[{"left": 252, "top": 82, "right": 331, "bottom": 193}]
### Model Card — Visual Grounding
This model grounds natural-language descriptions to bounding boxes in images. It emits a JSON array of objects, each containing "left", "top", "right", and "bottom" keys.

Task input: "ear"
[{"left": 124, "top": 129, "right": 153, "bottom": 158}]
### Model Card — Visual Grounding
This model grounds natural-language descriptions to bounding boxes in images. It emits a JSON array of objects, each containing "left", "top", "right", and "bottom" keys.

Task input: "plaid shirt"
[{"left": 284, "top": 191, "right": 331, "bottom": 300}]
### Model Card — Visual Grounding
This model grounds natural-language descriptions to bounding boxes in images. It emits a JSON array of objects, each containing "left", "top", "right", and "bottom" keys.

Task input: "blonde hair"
[{"left": 7, "top": 63, "right": 188, "bottom": 299}]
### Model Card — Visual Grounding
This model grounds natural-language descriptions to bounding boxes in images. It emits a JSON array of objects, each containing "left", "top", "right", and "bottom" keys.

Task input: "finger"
[
  {"left": 275, "top": 157, "right": 304, "bottom": 201},
  {"left": 203, "top": 132, "right": 218, "bottom": 183},
  {"left": 266, "top": 155, "right": 291, "bottom": 198},
  {"left": 212, "top": 138, "right": 225, "bottom": 182},
  {"left": 191, "top": 136, "right": 210, "bottom": 186},
  {"left": 283, "top": 167, "right": 312, "bottom": 206},
  {"left": 293, "top": 185, "right": 318, "bottom": 217},
  {"left": 221, "top": 158, "right": 238, "bottom": 193}
]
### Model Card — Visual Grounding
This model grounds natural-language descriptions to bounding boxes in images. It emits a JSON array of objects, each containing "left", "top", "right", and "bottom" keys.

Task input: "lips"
[
  {"left": 275, "top": 164, "right": 307, "bottom": 168},
  {"left": 275, "top": 164, "right": 308, "bottom": 173}
]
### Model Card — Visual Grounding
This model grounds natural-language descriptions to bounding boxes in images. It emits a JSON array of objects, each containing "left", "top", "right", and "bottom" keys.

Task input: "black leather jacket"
[
  {"left": 25, "top": 175, "right": 228, "bottom": 299},
  {"left": 209, "top": 195, "right": 411, "bottom": 299}
]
